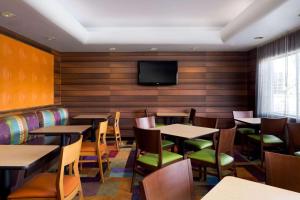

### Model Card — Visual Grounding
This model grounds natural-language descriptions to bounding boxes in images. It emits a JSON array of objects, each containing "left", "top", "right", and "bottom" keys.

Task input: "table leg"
[
  {"left": 0, "top": 169, "right": 10, "bottom": 200},
  {"left": 176, "top": 138, "right": 185, "bottom": 155},
  {"left": 91, "top": 119, "right": 96, "bottom": 142},
  {"left": 60, "top": 134, "right": 66, "bottom": 147}
]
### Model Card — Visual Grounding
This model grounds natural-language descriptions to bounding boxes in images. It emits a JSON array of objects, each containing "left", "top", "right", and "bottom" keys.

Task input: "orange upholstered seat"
[
  {"left": 9, "top": 173, "right": 79, "bottom": 199},
  {"left": 81, "top": 142, "right": 106, "bottom": 153}
]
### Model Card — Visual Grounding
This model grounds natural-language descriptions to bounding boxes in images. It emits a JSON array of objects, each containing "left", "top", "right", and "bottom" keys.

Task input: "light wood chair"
[
  {"left": 8, "top": 136, "right": 84, "bottom": 200},
  {"left": 107, "top": 112, "right": 122, "bottom": 150},
  {"left": 140, "top": 159, "right": 194, "bottom": 200},
  {"left": 79, "top": 120, "right": 110, "bottom": 183}
]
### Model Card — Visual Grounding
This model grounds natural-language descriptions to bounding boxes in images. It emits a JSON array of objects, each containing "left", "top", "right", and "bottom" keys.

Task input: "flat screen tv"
[{"left": 138, "top": 61, "right": 178, "bottom": 86}]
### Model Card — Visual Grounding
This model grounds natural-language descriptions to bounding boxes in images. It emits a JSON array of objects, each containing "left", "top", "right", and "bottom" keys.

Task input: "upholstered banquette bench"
[{"left": 0, "top": 107, "right": 69, "bottom": 191}]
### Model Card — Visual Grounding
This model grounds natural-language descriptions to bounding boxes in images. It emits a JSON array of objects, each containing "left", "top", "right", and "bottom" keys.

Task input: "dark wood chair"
[
  {"left": 140, "top": 159, "right": 194, "bottom": 200},
  {"left": 233, "top": 111, "right": 256, "bottom": 151},
  {"left": 185, "top": 108, "right": 196, "bottom": 125},
  {"left": 131, "top": 127, "right": 183, "bottom": 191},
  {"left": 135, "top": 116, "right": 175, "bottom": 150},
  {"left": 287, "top": 123, "right": 300, "bottom": 157},
  {"left": 184, "top": 117, "right": 216, "bottom": 151},
  {"left": 247, "top": 118, "right": 287, "bottom": 166},
  {"left": 188, "top": 126, "right": 237, "bottom": 180},
  {"left": 265, "top": 151, "right": 300, "bottom": 193}
]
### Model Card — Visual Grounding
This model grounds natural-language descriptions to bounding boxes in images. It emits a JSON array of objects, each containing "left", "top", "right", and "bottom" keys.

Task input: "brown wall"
[
  {"left": 247, "top": 49, "right": 257, "bottom": 112},
  {"left": 60, "top": 52, "right": 252, "bottom": 137}
]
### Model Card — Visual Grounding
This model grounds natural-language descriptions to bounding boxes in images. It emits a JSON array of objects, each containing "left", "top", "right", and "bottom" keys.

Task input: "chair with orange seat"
[
  {"left": 79, "top": 120, "right": 110, "bottom": 183},
  {"left": 8, "top": 136, "right": 84, "bottom": 200},
  {"left": 107, "top": 112, "right": 122, "bottom": 150}
]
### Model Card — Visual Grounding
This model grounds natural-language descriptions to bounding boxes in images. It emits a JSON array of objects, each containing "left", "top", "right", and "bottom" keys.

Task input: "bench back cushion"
[
  {"left": 0, "top": 116, "right": 29, "bottom": 144},
  {"left": 57, "top": 108, "right": 69, "bottom": 125},
  {"left": 39, "top": 110, "right": 56, "bottom": 127}
]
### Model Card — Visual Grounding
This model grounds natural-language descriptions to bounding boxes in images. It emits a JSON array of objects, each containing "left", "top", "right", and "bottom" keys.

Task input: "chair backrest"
[
  {"left": 232, "top": 110, "right": 253, "bottom": 118},
  {"left": 141, "top": 159, "right": 194, "bottom": 200},
  {"left": 144, "top": 108, "right": 149, "bottom": 117},
  {"left": 133, "top": 127, "right": 162, "bottom": 156},
  {"left": 265, "top": 151, "right": 300, "bottom": 193},
  {"left": 135, "top": 116, "right": 156, "bottom": 129},
  {"left": 188, "top": 108, "right": 196, "bottom": 124},
  {"left": 113, "top": 112, "right": 121, "bottom": 135},
  {"left": 261, "top": 118, "right": 287, "bottom": 138},
  {"left": 287, "top": 123, "right": 300, "bottom": 154},
  {"left": 96, "top": 120, "right": 108, "bottom": 147},
  {"left": 216, "top": 126, "right": 236, "bottom": 157},
  {"left": 215, "top": 118, "right": 236, "bottom": 129},
  {"left": 193, "top": 117, "right": 217, "bottom": 128},
  {"left": 57, "top": 135, "right": 83, "bottom": 199}
]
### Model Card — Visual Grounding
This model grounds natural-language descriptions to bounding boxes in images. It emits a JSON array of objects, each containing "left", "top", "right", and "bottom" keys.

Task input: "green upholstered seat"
[
  {"left": 137, "top": 150, "right": 183, "bottom": 167},
  {"left": 237, "top": 128, "right": 255, "bottom": 134},
  {"left": 184, "top": 139, "right": 213, "bottom": 150},
  {"left": 162, "top": 139, "right": 174, "bottom": 148},
  {"left": 155, "top": 123, "right": 165, "bottom": 128},
  {"left": 294, "top": 151, "right": 300, "bottom": 157},
  {"left": 248, "top": 134, "right": 284, "bottom": 144},
  {"left": 188, "top": 149, "right": 234, "bottom": 166}
]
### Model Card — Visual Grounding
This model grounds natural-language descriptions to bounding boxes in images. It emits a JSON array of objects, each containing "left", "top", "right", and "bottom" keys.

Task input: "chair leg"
[
  {"left": 233, "top": 163, "right": 237, "bottom": 177},
  {"left": 260, "top": 145, "right": 264, "bottom": 168},
  {"left": 203, "top": 167, "right": 207, "bottom": 181},
  {"left": 97, "top": 154, "right": 105, "bottom": 183},
  {"left": 131, "top": 170, "right": 136, "bottom": 192},
  {"left": 198, "top": 166, "right": 202, "bottom": 181},
  {"left": 217, "top": 167, "right": 222, "bottom": 180}
]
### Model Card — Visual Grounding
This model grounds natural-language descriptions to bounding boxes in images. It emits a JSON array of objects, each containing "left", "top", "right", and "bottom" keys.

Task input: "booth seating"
[{"left": 0, "top": 107, "right": 69, "bottom": 191}]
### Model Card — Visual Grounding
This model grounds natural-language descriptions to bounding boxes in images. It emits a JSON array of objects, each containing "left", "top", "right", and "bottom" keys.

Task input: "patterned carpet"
[{"left": 79, "top": 142, "right": 265, "bottom": 200}]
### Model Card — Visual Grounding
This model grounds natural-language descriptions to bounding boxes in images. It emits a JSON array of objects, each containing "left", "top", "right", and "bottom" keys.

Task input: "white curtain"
[{"left": 257, "top": 30, "right": 300, "bottom": 121}]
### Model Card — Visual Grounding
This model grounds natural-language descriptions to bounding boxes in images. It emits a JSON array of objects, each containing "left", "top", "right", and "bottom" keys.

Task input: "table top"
[
  {"left": 153, "top": 124, "right": 219, "bottom": 139},
  {"left": 30, "top": 125, "right": 91, "bottom": 135},
  {"left": 0, "top": 145, "right": 59, "bottom": 169},
  {"left": 156, "top": 112, "right": 189, "bottom": 117},
  {"left": 201, "top": 176, "right": 300, "bottom": 200},
  {"left": 73, "top": 114, "right": 111, "bottom": 119},
  {"left": 235, "top": 118, "right": 261, "bottom": 125}
]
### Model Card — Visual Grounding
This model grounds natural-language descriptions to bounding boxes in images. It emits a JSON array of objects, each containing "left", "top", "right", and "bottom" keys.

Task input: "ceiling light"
[
  {"left": 1, "top": 11, "right": 16, "bottom": 18},
  {"left": 254, "top": 36, "right": 264, "bottom": 40},
  {"left": 150, "top": 48, "right": 158, "bottom": 51},
  {"left": 109, "top": 47, "right": 116, "bottom": 51},
  {"left": 46, "top": 36, "right": 56, "bottom": 41}
]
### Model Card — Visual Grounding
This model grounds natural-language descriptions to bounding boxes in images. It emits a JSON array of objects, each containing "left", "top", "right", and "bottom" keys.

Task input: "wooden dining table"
[
  {"left": 235, "top": 118, "right": 261, "bottom": 134},
  {"left": 153, "top": 124, "right": 219, "bottom": 154},
  {"left": 201, "top": 176, "right": 300, "bottom": 200},
  {"left": 72, "top": 114, "right": 111, "bottom": 141},
  {"left": 0, "top": 145, "right": 59, "bottom": 199},
  {"left": 30, "top": 125, "right": 91, "bottom": 146}
]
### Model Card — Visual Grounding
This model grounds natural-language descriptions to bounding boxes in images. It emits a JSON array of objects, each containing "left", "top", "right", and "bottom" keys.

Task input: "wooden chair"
[
  {"left": 131, "top": 127, "right": 183, "bottom": 191},
  {"left": 184, "top": 108, "right": 196, "bottom": 125},
  {"left": 265, "top": 151, "right": 300, "bottom": 193},
  {"left": 184, "top": 117, "right": 216, "bottom": 151},
  {"left": 8, "top": 136, "right": 84, "bottom": 200},
  {"left": 287, "top": 123, "right": 300, "bottom": 157},
  {"left": 247, "top": 118, "right": 287, "bottom": 166},
  {"left": 135, "top": 116, "right": 175, "bottom": 150},
  {"left": 79, "top": 120, "right": 110, "bottom": 183},
  {"left": 233, "top": 111, "right": 256, "bottom": 151},
  {"left": 107, "top": 112, "right": 122, "bottom": 150},
  {"left": 188, "top": 126, "right": 237, "bottom": 180},
  {"left": 140, "top": 159, "right": 194, "bottom": 200}
]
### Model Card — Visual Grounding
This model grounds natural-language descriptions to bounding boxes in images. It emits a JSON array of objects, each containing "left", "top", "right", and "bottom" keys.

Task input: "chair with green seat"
[
  {"left": 247, "top": 118, "right": 287, "bottom": 166},
  {"left": 184, "top": 117, "right": 217, "bottom": 151},
  {"left": 184, "top": 108, "right": 196, "bottom": 125},
  {"left": 144, "top": 108, "right": 164, "bottom": 127},
  {"left": 188, "top": 126, "right": 237, "bottom": 180},
  {"left": 131, "top": 127, "right": 183, "bottom": 191},
  {"left": 287, "top": 123, "right": 300, "bottom": 157},
  {"left": 233, "top": 111, "right": 256, "bottom": 151},
  {"left": 135, "top": 116, "right": 175, "bottom": 150}
]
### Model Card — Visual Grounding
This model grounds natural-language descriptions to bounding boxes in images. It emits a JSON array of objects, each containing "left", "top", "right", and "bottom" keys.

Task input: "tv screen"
[{"left": 138, "top": 61, "right": 178, "bottom": 85}]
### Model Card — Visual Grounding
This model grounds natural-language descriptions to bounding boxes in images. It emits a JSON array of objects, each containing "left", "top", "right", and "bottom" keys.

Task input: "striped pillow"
[
  {"left": 39, "top": 110, "right": 56, "bottom": 127},
  {"left": 57, "top": 108, "right": 69, "bottom": 125},
  {"left": 2, "top": 116, "right": 29, "bottom": 144}
]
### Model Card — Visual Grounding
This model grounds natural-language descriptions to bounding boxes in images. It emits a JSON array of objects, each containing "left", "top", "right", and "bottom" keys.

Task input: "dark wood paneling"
[
  {"left": 247, "top": 49, "right": 257, "bottom": 112},
  {"left": 60, "top": 52, "right": 253, "bottom": 137}
]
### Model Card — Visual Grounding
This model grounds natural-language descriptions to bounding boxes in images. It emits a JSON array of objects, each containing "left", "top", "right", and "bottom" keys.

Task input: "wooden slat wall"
[
  {"left": 59, "top": 52, "right": 252, "bottom": 137},
  {"left": 54, "top": 55, "right": 61, "bottom": 104}
]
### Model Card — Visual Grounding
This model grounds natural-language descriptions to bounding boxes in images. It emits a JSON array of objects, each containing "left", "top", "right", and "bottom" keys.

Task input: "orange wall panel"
[{"left": 0, "top": 34, "right": 54, "bottom": 111}]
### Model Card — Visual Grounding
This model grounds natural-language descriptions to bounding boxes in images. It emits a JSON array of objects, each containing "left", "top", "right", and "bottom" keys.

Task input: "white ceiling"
[{"left": 0, "top": 0, "right": 299, "bottom": 52}]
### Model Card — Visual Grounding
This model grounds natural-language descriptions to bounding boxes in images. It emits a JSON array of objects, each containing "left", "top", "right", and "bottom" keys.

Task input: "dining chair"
[
  {"left": 131, "top": 127, "right": 183, "bottom": 191},
  {"left": 247, "top": 118, "right": 287, "bottom": 166},
  {"left": 265, "top": 151, "right": 300, "bottom": 193},
  {"left": 79, "top": 120, "right": 110, "bottom": 183},
  {"left": 287, "top": 123, "right": 300, "bottom": 157},
  {"left": 188, "top": 126, "right": 237, "bottom": 180},
  {"left": 140, "top": 159, "right": 194, "bottom": 200},
  {"left": 184, "top": 108, "right": 196, "bottom": 125},
  {"left": 8, "top": 136, "right": 84, "bottom": 200},
  {"left": 135, "top": 116, "right": 175, "bottom": 150},
  {"left": 107, "top": 111, "right": 122, "bottom": 150},
  {"left": 184, "top": 117, "right": 216, "bottom": 151},
  {"left": 233, "top": 111, "right": 256, "bottom": 152}
]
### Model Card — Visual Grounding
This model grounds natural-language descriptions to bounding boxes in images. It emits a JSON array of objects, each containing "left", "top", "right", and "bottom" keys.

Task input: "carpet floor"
[{"left": 79, "top": 142, "right": 265, "bottom": 200}]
